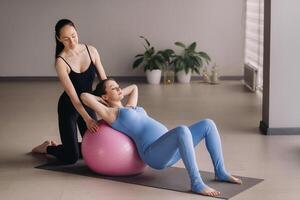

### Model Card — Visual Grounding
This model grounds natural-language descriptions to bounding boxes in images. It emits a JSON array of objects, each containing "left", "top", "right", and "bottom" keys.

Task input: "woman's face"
[
  {"left": 58, "top": 25, "right": 78, "bottom": 50},
  {"left": 102, "top": 80, "right": 124, "bottom": 102}
]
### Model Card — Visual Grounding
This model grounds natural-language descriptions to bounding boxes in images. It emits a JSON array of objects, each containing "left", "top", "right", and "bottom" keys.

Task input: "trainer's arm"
[{"left": 88, "top": 45, "right": 107, "bottom": 80}]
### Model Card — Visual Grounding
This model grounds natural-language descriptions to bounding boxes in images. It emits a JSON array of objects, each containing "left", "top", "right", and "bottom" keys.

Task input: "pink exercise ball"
[{"left": 81, "top": 120, "right": 147, "bottom": 176}]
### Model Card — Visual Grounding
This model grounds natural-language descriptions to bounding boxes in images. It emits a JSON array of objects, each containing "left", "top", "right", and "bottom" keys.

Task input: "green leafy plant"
[
  {"left": 157, "top": 49, "right": 175, "bottom": 67},
  {"left": 173, "top": 42, "right": 211, "bottom": 74},
  {"left": 133, "top": 36, "right": 165, "bottom": 72}
]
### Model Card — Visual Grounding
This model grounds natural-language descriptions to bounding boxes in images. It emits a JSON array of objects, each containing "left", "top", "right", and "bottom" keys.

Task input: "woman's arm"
[
  {"left": 122, "top": 84, "right": 138, "bottom": 107},
  {"left": 88, "top": 45, "right": 107, "bottom": 80},
  {"left": 55, "top": 59, "right": 97, "bottom": 131},
  {"left": 80, "top": 92, "right": 116, "bottom": 124}
]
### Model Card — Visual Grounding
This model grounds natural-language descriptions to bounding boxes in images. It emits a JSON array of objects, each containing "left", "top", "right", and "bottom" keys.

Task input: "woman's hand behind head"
[{"left": 96, "top": 96, "right": 109, "bottom": 107}]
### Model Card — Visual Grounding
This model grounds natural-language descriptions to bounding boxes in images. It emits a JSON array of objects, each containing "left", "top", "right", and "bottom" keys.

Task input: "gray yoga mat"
[{"left": 35, "top": 160, "right": 263, "bottom": 199}]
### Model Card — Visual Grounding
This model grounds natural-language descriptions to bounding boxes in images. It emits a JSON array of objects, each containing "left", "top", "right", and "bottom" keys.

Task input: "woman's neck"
[
  {"left": 108, "top": 101, "right": 123, "bottom": 108},
  {"left": 64, "top": 44, "right": 82, "bottom": 56}
]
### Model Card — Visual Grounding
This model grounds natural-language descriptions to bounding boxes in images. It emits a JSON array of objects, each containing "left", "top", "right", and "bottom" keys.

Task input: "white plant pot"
[
  {"left": 176, "top": 70, "right": 191, "bottom": 83},
  {"left": 146, "top": 69, "right": 162, "bottom": 84}
]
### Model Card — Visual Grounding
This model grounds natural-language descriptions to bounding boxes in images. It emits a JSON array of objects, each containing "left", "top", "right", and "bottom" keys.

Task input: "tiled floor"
[{"left": 0, "top": 80, "right": 299, "bottom": 200}]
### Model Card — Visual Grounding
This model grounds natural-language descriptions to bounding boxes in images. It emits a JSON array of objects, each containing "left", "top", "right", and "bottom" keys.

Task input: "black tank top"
[{"left": 57, "top": 45, "right": 100, "bottom": 95}]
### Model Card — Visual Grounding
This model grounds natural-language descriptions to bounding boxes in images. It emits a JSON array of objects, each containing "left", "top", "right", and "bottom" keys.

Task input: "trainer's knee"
[{"left": 63, "top": 152, "right": 79, "bottom": 164}]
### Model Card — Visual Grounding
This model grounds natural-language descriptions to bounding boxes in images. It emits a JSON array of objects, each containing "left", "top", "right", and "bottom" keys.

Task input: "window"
[{"left": 244, "top": 0, "right": 264, "bottom": 90}]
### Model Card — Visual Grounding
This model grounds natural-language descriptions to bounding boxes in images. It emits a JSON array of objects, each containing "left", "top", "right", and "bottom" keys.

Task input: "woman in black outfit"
[{"left": 32, "top": 19, "right": 107, "bottom": 164}]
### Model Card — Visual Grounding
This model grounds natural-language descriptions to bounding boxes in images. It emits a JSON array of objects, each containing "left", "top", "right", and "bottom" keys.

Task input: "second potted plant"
[
  {"left": 133, "top": 36, "right": 164, "bottom": 84},
  {"left": 173, "top": 42, "right": 211, "bottom": 83}
]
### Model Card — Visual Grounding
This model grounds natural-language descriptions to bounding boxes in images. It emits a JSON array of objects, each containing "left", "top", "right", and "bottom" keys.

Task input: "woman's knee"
[
  {"left": 199, "top": 119, "right": 220, "bottom": 137},
  {"left": 175, "top": 125, "right": 192, "bottom": 139},
  {"left": 201, "top": 118, "right": 216, "bottom": 128}
]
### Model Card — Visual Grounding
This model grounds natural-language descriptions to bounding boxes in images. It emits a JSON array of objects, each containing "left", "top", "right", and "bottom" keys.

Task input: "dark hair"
[
  {"left": 55, "top": 19, "right": 76, "bottom": 58},
  {"left": 93, "top": 78, "right": 115, "bottom": 96}
]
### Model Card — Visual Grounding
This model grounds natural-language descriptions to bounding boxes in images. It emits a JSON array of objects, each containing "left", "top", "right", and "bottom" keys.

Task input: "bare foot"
[
  {"left": 216, "top": 175, "right": 242, "bottom": 184},
  {"left": 50, "top": 140, "right": 58, "bottom": 146},
  {"left": 31, "top": 140, "right": 51, "bottom": 154},
  {"left": 227, "top": 175, "right": 242, "bottom": 184},
  {"left": 194, "top": 186, "right": 220, "bottom": 197}
]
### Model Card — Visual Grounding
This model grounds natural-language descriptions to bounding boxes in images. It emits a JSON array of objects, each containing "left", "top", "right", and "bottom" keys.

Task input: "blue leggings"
[{"left": 143, "top": 119, "right": 230, "bottom": 192}]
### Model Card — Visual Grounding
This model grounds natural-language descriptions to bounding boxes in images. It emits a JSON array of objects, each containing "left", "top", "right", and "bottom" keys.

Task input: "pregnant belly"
[{"left": 136, "top": 119, "right": 168, "bottom": 149}]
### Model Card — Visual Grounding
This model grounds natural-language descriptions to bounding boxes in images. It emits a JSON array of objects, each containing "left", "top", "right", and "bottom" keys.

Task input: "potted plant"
[
  {"left": 157, "top": 49, "right": 175, "bottom": 84},
  {"left": 133, "top": 36, "right": 164, "bottom": 84},
  {"left": 173, "top": 42, "right": 211, "bottom": 83}
]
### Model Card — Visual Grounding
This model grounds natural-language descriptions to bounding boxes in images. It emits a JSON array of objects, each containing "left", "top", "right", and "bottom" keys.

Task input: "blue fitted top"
[{"left": 111, "top": 106, "right": 168, "bottom": 158}]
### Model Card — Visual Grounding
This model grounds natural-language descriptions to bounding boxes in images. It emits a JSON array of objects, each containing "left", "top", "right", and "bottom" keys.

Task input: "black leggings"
[{"left": 47, "top": 92, "right": 97, "bottom": 164}]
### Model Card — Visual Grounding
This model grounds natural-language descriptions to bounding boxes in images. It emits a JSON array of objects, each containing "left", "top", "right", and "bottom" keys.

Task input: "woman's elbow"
[
  {"left": 132, "top": 84, "right": 138, "bottom": 91},
  {"left": 80, "top": 93, "right": 89, "bottom": 103}
]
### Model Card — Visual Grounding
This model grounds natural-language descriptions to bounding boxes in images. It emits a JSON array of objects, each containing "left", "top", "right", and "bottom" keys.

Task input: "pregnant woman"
[{"left": 80, "top": 78, "right": 242, "bottom": 197}]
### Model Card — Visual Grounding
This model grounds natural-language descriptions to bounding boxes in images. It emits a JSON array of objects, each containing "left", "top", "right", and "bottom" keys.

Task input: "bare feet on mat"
[
  {"left": 195, "top": 186, "right": 221, "bottom": 197},
  {"left": 227, "top": 175, "right": 242, "bottom": 184},
  {"left": 216, "top": 175, "right": 242, "bottom": 184},
  {"left": 31, "top": 140, "right": 51, "bottom": 154}
]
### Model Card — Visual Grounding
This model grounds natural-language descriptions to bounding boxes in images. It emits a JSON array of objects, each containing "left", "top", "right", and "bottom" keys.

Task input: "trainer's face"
[
  {"left": 103, "top": 80, "right": 124, "bottom": 102},
  {"left": 58, "top": 25, "right": 78, "bottom": 50}
]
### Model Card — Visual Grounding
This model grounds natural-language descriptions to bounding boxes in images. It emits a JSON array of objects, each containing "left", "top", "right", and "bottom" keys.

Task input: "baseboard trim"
[
  {"left": 112, "top": 76, "right": 146, "bottom": 82},
  {"left": 260, "top": 121, "right": 300, "bottom": 135},
  {"left": 217, "top": 76, "right": 243, "bottom": 80},
  {"left": 0, "top": 76, "right": 243, "bottom": 82},
  {"left": 191, "top": 76, "right": 243, "bottom": 81},
  {"left": 0, "top": 76, "right": 59, "bottom": 81}
]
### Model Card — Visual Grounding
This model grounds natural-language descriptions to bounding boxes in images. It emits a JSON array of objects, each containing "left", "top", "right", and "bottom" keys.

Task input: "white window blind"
[{"left": 245, "top": 0, "right": 264, "bottom": 90}]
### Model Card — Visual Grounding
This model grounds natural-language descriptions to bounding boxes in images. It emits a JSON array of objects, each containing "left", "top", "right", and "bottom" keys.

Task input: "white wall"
[
  {"left": 269, "top": 0, "right": 300, "bottom": 127},
  {"left": 0, "top": 0, "right": 245, "bottom": 77}
]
